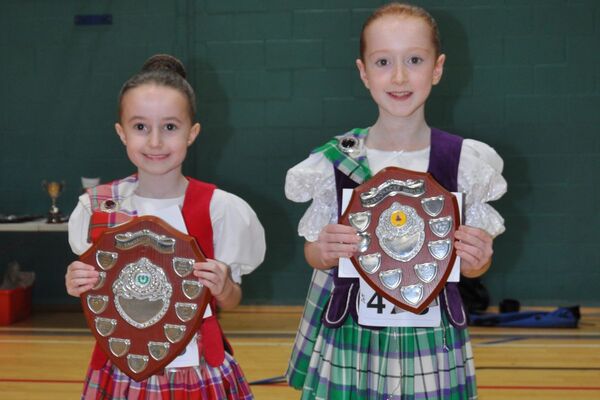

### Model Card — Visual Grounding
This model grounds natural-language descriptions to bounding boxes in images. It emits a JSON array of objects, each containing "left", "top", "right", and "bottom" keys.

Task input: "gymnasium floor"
[{"left": 0, "top": 306, "right": 599, "bottom": 399}]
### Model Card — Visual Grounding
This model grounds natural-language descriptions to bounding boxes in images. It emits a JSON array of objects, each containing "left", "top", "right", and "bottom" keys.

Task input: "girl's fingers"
[
  {"left": 194, "top": 271, "right": 224, "bottom": 296},
  {"left": 455, "top": 226, "right": 493, "bottom": 272},
  {"left": 69, "top": 277, "right": 98, "bottom": 287},
  {"left": 320, "top": 242, "right": 357, "bottom": 258},
  {"left": 456, "top": 227, "right": 492, "bottom": 250},
  {"left": 457, "top": 240, "right": 487, "bottom": 260},
  {"left": 194, "top": 269, "right": 220, "bottom": 282},
  {"left": 323, "top": 224, "right": 358, "bottom": 235},
  {"left": 313, "top": 224, "right": 363, "bottom": 264},
  {"left": 72, "top": 270, "right": 100, "bottom": 280},
  {"left": 195, "top": 273, "right": 214, "bottom": 286},
  {"left": 320, "top": 224, "right": 360, "bottom": 244},
  {"left": 456, "top": 247, "right": 479, "bottom": 266},
  {"left": 456, "top": 226, "right": 492, "bottom": 246},
  {"left": 66, "top": 263, "right": 98, "bottom": 280},
  {"left": 194, "top": 260, "right": 227, "bottom": 278},
  {"left": 332, "top": 251, "right": 355, "bottom": 259},
  {"left": 67, "top": 279, "right": 96, "bottom": 296},
  {"left": 65, "top": 261, "right": 100, "bottom": 297},
  {"left": 66, "top": 268, "right": 98, "bottom": 282},
  {"left": 68, "top": 283, "right": 94, "bottom": 296},
  {"left": 324, "top": 233, "right": 361, "bottom": 244},
  {"left": 69, "top": 261, "right": 96, "bottom": 271},
  {"left": 327, "top": 242, "right": 357, "bottom": 253},
  {"left": 192, "top": 259, "right": 229, "bottom": 296}
]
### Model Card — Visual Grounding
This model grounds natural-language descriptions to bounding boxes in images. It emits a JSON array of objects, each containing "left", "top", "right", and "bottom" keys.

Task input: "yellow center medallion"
[{"left": 390, "top": 210, "right": 407, "bottom": 227}]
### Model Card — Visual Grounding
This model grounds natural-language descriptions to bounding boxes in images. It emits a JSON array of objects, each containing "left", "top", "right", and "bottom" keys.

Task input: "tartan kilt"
[
  {"left": 82, "top": 352, "right": 253, "bottom": 400},
  {"left": 286, "top": 270, "right": 477, "bottom": 400}
]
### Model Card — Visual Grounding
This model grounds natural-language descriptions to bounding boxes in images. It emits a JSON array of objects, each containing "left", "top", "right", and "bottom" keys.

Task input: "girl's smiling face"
[
  {"left": 356, "top": 15, "right": 445, "bottom": 122},
  {"left": 115, "top": 84, "right": 200, "bottom": 180}
]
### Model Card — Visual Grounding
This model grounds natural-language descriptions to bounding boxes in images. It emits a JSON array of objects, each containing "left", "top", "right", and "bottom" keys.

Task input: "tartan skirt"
[
  {"left": 286, "top": 270, "right": 477, "bottom": 400},
  {"left": 82, "top": 353, "right": 253, "bottom": 400}
]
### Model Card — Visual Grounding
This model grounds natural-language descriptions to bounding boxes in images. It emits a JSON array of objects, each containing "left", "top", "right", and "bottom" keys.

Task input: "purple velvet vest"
[{"left": 324, "top": 128, "right": 468, "bottom": 329}]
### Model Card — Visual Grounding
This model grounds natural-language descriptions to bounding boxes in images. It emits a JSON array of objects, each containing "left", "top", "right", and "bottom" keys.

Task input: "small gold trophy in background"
[{"left": 42, "top": 180, "right": 65, "bottom": 223}]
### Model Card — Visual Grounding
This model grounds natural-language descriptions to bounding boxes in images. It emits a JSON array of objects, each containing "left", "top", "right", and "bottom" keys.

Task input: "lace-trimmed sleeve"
[
  {"left": 285, "top": 152, "right": 338, "bottom": 242},
  {"left": 458, "top": 139, "right": 507, "bottom": 238}
]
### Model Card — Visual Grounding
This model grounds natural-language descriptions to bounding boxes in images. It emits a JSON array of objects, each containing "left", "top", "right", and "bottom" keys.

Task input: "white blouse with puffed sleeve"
[
  {"left": 285, "top": 137, "right": 507, "bottom": 241},
  {"left": 68, "top": 189, "right": 265, "bottom": 284}
]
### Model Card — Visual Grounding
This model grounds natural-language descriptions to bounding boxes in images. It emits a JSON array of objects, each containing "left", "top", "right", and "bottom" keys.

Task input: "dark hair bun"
[{"left": 141, "top": 54, "right": 187, "bottom": 79}]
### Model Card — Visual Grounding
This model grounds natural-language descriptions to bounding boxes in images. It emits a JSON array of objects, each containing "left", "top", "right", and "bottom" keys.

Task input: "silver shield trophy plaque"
[
  {"left": 340, "top": 167, "right": 460, "bottom": 314},
  {"left": 79, "top": 216, "right": 211, "bottom": 381}
]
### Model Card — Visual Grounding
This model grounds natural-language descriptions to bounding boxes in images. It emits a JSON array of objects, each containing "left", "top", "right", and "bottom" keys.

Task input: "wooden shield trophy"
[
  {"left": 340, "top": 167, "right": 460, "bottom": 314},
  {"left": 79, "top": 215, "right": 211, "bottom": 381}
]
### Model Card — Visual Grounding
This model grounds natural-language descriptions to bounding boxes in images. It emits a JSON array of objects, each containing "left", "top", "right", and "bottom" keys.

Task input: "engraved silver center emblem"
[
  {"left": 375, "top": 202, "right": 425, "bottom": 262},
  {"left": 113, "top": 257, "right": 173, "bottom": 329}
]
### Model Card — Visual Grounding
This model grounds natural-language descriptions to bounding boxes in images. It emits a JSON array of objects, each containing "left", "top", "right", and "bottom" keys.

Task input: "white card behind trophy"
[
  {"left": 357, "top": 276, "right": 441, "bottom": 327},
  {"left": 339, "top": 187, "right": 463, "bottom": 327},
  {"left": 448, "top": 191, "right": 463, "bottom": 282},
  {"left": 137, "top": 204, "right": 210, "bottom": 368},
  {"left": 339, "top": 189, "right": 360, "bottom": 278},
  {"left": 137, "top": 203, "right": 188, "bottom": 233}
]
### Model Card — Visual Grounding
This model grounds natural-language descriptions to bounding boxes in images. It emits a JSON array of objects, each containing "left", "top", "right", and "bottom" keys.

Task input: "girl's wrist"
[
  {"left": 319, "top": 256, "right": 337, "bottom": 270},
  {"left": 461, "top": 257, "right": 492, "bottom": 278},
  {"left": 214, "top": 277, "right": 235, "bottom": 301}
]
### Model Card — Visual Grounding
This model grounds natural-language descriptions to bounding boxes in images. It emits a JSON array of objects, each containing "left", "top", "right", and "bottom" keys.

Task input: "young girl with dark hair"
[{"left": 65, "top": 54, "right": 265, "bottom": 400}]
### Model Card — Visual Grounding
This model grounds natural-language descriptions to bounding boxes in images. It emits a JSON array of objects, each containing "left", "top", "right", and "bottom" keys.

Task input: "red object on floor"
[{"left": 0, "top": 285, "right": 32, "bottom": 325}]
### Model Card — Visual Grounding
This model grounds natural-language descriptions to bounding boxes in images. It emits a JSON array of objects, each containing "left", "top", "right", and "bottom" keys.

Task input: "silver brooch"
[
  {"left": 337, "top": 136, "right": 362, "bottom": 158},
  {"left": 100, "top": 199, "right": 119, "bottom": 213}
]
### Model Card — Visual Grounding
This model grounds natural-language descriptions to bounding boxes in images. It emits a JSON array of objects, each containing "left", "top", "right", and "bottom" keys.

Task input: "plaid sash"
[
  {"left": 312, "top": 127, "right": 372, "bottom": 184},
  {"left": 87, "top": 174, "right": 138, "bottom": 243}
]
